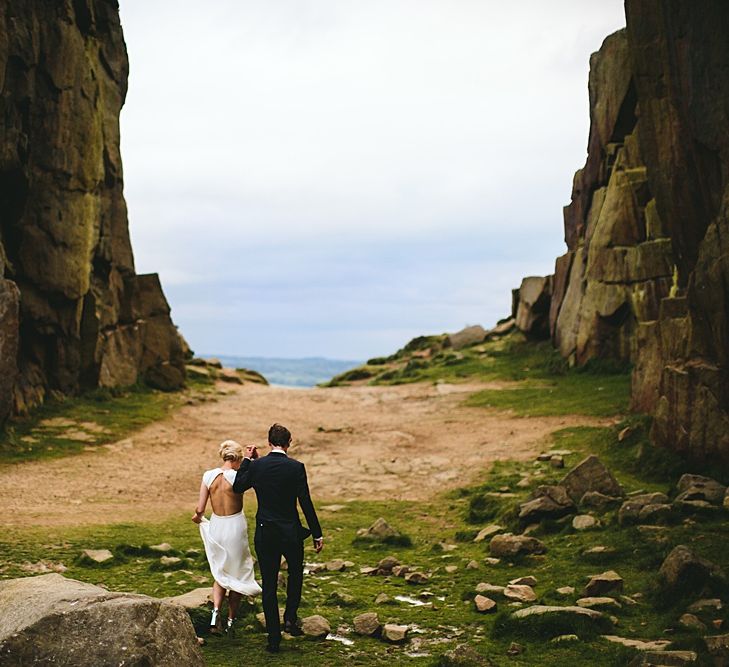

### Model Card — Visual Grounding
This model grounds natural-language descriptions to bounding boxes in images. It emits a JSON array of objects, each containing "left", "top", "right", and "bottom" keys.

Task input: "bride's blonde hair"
[{"left": 218, "top": 440, "right": 244, "bottom": 462}]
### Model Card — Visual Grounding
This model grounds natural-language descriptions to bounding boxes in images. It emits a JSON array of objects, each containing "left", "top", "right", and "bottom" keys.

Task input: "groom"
[{"left": 233, "top": 423, "right": 323, "bottom": 653}]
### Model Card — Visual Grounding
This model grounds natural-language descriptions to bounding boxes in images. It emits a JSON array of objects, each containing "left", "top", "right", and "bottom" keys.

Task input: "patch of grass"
[{"left": 0, "top": 377, "right": 215, "bottom": 464}]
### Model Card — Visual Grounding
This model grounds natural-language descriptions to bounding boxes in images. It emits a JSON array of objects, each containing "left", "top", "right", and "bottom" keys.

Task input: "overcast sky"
[{"left": 118, "top": 1, "right": 625, "bottom": 360}]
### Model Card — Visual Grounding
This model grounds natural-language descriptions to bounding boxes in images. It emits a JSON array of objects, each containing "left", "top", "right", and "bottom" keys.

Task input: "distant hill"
[{"left": 206, "top": 356, "right": 364, "bottom": 388}]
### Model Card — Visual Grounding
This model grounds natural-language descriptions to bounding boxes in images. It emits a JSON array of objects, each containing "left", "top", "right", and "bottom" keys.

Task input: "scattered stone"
[
  {"left": 506, "top": 642, "right": 523, "bottom": 656},
  {"left": 374, "top": 593, "right": 391, "bottom": 605},
  {"left": 185, "top": 549, "right": 202, "bottom": 558},
  {"left": 301, "top": 615, "right": 331, "bottom": 638},
  {"left": 687, "top": 599, "right": 723, "bottom": 613},
  {"left": 382, "top": 623, "right": 409, "bottom": 643},
  {"left": 476, "top": 583, "right": 505, "bottom": 596},
  {"left": 504, "top": 585, "right": 536, "bottom": 602},
  {"left": 537, "top": 453, "right": 553, "bottom": 461},
  {"left": 391, "top": 565, "right": 410, "bottom": 577},
  {"left": 159, "top": 556, "right": 183, "bottom": 568},
  {"left": 582, "top": 545, "right": 616, "bottom": 557},
  {"left": 165, "top": 587, "right": 213, "bottom": 609},
  {"left": 376, "top": 556, "right": 400, "bottom": 574},
  {"left": 439, "top": 645, "right": 492, "bottom": 665},
  {"left": 676, "top": 474, "right": 726, "bottom": 505},
  {"left": 659, "top": 545, "right": 725, "bottom": 590},
  {"left": 149, "top": 542, "right": 173, "bottom": 553},
  {"left": 678, "top": 613, "right": 706, "bottom": 631},
  {"left": 509, "top": 576, "right": 537, "bottom": 586},
  {"left": 576, "top": 597, "right": 621, "bottom": 609},
  {"left": 704, "top": 633, "right": 729, "bottom": 657},
  {"left": 638, "top": 503, "right": 674, "bottom": 525},
  {"left": 360, "top": 567, "right": 377, "bottom": 576},
  {"left": 561, "top": 455, "right": 623, "bottom": 503},
  {"left": 489, "top": 533, "right": 547, "bottom": 559},
  {"left": 601, "top": 635, "right": 671, "bottom": 651},
  {"left": 473, "top": 525, "right": 504, "bottom": 543},
  {"left": 445, "top": 565, "right": 458, "bottom": 574},
  {"left": 551, "top": 455, "right": 565, "bottom": 468},
  {"left": 581, "top": 491, "right": 622, "bottom": 511},
  {"left": 483, "top": 557, "right": 501, "bottom": 565},
  {"left": 448, "top": 325, "right": 488, "bottom": 349},
  {"left": 518, "top": 485, "right": 575, "bottom": 523},
  {"left": 512, "top": 605, "right": 606, "bottom": 622},
  {"left": 321, "top": 504, "right": 347, "bottom": 512},
  {"left": 517, "top": 477, "right": 532, "bottom": 488},
  {"left": 405, "top": 572, "right": 429, "bottom": 585},
  {"left": 573, "top": 515, "right": 598, "bottom": 530},
  {"left": 357, "top": 518, "right": 401, "bottom": 541},
  {"left": 19, "top": 561, "right": 67, "bottom": 574},
  {"left": 0, "top": 574, "right": 203, "bottom": 665},
  {"left": 474, "top": 595, "right": 497, "bottom": 613},
  {"left": 325, "top": 559, "right": 347, "bottom": 572},
  {"left": 353, "top": 612, "right": 381, "bottom": 637},
  {"left": 584, "top": 571, "right": 623, "bottom": 597},
  {"left": 466, "top": 560, "right": 479, "bottom": 570},
  {"left": 79, "top": 549, "right": 114, "bottom": 565},
  {"left": 618, "top": 426, "right": 634, "bottom": 442},
  {"left": 551, "top": 634, "right": 579, "bottom": 643},
  {"left": 556, "top": 586, "right": 575, "bottom": 596}
]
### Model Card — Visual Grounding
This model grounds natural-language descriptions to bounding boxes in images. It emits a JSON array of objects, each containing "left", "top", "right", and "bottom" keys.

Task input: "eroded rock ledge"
[{"left": 0, "top": 0, "right": 188, "bottom": 419}]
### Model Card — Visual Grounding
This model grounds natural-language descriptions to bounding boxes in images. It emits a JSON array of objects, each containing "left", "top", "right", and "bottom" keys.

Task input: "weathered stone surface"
[
  {"left": 519, "top": 485, "right": 575, "bottom": 523},
  {"left": 561, "top": 456, "right": 623, "bottom": 504},
  {"left": 164, "top": 587, "right": 213, "bottom": 609},
  {"left": 705, "top": 633, "right": 729, "bottom": 658},
  {"left": 0, "top": 574, "right": 203, "bottom": 666},
  {"left": 474, "top": 524, "right": 504, "bottom": 543},
  {"left": 353, "top": 612, "right": 381, "bottom": 636},
  {"left": 511, "top": 605, "right": 605, "bottom": 622},
  {"left": 675, "top": 475, "right": 726, "bottom": 505},
  {"left": 503, "top": 585, "right": 536, "bottom": 603},
  {"left": 580, "top": 491, "right": 622, "bottom": 511},
  {"left": 475, "top": 582, "right": 505, "bottom": 596},
  {"left": 576, "top": 597, "right": 621, "bottom": 610},
  {"left": 514, "top": 276, "right": 553, "bottom": 339},
  {"left": 448, "top": 325, "right": 487, "bottom": 350},
  {"left": 301, "top": 615, "right": 330, "bottom": 638},
  {"left": 618, "top": 492, "right": 671, "bottom": 526},
  {"left": 0, "top": 2, "right": 188, "bottom": 421},
  {"left": 382, "top": 623, "right": 408, "bottom": 643},
  {"left": 474, "top": 595, "right": 497, "bottom": 613},
  {"left": 489, "top": 533, "right": 547, "bottom": 559},
  {"left": 659, "top": 545, "right": 725, "bottom": 591},
  {"left": 628, "top": 650, "right": 698, "bottom": 666},
  {"left": 79, "top": 549, "right": 114, "bottom": 564},
  {"left": 573, "top": 515, "right": 599, "bottom": 531},
  {"left": 584, "top": 571, "right": 623, "bottom": 597},
  {"left": 357, "top": 518, "right": 401, "bottom": 542}
]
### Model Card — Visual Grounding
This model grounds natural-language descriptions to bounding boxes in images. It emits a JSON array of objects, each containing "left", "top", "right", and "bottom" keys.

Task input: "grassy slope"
[{"left": 1, "top": 335, "right": 727, "bottom": 665}]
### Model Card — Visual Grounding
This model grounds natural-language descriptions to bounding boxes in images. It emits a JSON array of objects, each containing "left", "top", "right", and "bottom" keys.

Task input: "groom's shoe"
[{"left": 284, "top": 619, "right": 303, "bottom": 637}]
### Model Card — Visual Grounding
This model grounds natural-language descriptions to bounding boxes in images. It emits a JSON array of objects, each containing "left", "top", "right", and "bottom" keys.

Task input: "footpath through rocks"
[{"left": 0, "top": 382, "right": 610, "bottom": 527}]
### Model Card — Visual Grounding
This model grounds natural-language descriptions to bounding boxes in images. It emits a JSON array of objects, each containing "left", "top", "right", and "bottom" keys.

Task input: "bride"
[{"left": 192, "top": 440, "right": 262, "bottom": 633}]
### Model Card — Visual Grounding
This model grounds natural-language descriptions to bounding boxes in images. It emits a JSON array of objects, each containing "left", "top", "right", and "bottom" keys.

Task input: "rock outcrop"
[
  {"left": 0, "top": 1, "right": 187, "bottom": 420},
  {"left": 514, "top": 3, "right": 729, "bottom": 465},
  {"left": 0, "top": 573, "right": 204, "bottom": 666}
]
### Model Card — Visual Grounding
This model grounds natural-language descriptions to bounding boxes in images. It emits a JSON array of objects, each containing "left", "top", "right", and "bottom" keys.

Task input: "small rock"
[
  {"left": 584, "top": 571, "right": 623, "bottom": 597},
  {"left": 550, "top": 455, "right": 565, "bottom": 468},
  {"left": 632, "top": 650, "right": 698, "bottom": 665},
  {"left": 687, "top": 599, "right": 723, "bottom": 613},
  {"left": 326, "top": 591, "right": 356, "bottom": 607},
  {"left": 473, "top": 524, "right": 504, "bottom": 543},
  {"left": 391, "top": 565, "right": 410, "bottom": 577},
  {"left": 580, "top": 491, "right": 621, "bottom": 511},
  {"left": 676, "top": 474, "right": 726, "bottom": 505},
  {"left": 439, "top": 645, "right": 492, "bottom": 665},
  {"left": 405, "top": 571, "right": 429, "bottom": 585},
  {"left": 376, "top": 556, "right": 400, "bottom": 574},
  {"left": 576, "top": 597, "right": 621, "bottom": 609},
  {"left": 360, "top": 567, "right": 377, "bottom": 576},
  {"left": 326, "top": 559, "right": 346, "bottom": 572},
  {"left": 536, "top": 453, "right": 552, "bottom": 461},
  {"left": 617, "top": 426, "right": 634, "bottom": 442},
  {"left": 382, "top": 623, "right": 408, "bottom": 643},
  {"left": 301, "top": 615, "right": 331, "bottom": 638},
  {"left": 512, "top": 605, "right": 606, "bottom": 622},
  {"left": 582, "top": 545, "right": 616, "bottom": 557},
  {"left": 149, "top": 543, "right": 173, "bottom": 553},
  {"left": 466, "top": 560, "right": 479, "bottom": 570},
  {"left": 474, "top": 595, "right": 497, "bottom": 613},
  {"left": 551, "top": 634, "right": 579, "bottom": 643},
  {"left": 560, "top": 455, "right": 623, "bottom": 503},
  {"left": 159, "top": 556, "right": 183, "bottom": 568},
  {"left": 556, "top": 586, "right": 575, "bottom": 596},
  {"left": 79, "top": 549, "right": 114, "bottom": 564},
  {"left": 601, "top": 636, "right": 672, "bottom": 651},
  {"left": 374, "top": 593, "right": 391, "bottom": 605},
  {"left": 509, "top": 576, "right": 537, "bottom": 586},
  {"left": 476, "top": 582, "right": 505, "bottom": 595},
  {"left": 506, "top": 642, "right": 523, "bottom": 655},
  {"left": 353, "top": 612, "right": 381, "bottom": 636},
  {"left": 357, "top": 518, "right": 401, "bottom": 541},
  {"left": 321, "top": 504, "right": 347, "bottom": 512},
  {"left": 678, "top": 613, "right": 706, "bottom": 631},
  {"left": 445, "top": 565, "right": 458, "bottom": 574},
  {"left": 483, "top": 557, "right": 501, "bottom": 565},
  {"left": 573, "top": 515, "right": 598, "bottom": 531},
  {"left": 504, "top": 585, "right": 536, "bottom": 602},
  {"left": 489, "top": 533, "right": 547, "bottom": 559},
  {"left": 518, "top": 485, "right": 575, "bottom": 523},
  {"left": 659, "top": 545, "right": 725, "bottom": 590},
  {"left": 638, "top": 504, "right": 674, "bottom": 525}
]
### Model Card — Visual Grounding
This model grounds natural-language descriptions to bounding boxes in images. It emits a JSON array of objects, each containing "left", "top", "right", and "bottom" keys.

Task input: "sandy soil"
[{"left": 1, "top": 382, "right": 611, "bottom": 527}]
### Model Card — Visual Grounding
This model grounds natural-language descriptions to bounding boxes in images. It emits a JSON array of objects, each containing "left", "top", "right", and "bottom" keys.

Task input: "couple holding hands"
[{"left": 192, "top": 423, "right": 323, "bottom": 653}]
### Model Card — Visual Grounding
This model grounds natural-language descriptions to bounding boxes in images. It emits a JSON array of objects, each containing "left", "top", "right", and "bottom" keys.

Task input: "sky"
[{"left": 118, "top": 0, "right": 626, "bottom": 360}]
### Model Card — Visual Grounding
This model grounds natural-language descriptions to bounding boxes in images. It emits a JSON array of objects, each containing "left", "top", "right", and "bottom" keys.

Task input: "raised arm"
[
  {"left": 192, "top": 480, "right": 209, "bottom": 524},
  {"left": 297, "top": 463, "right": 322, "bottom": 549},
  {"left": 232, "top": 457, "right": 253, "bottom": 493}
]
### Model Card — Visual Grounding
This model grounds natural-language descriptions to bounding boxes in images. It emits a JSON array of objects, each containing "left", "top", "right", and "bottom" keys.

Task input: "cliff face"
[
  {"left": 516, "top": 3, "right": 729, "bottom": 466},
  {"left": 0, "top": 0, "right": 187, "bottom": 420}
]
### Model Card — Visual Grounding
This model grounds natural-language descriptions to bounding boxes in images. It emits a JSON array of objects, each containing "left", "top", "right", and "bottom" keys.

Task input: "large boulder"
[
  {"left": 447, "top": 325, "right": 488, "bottom": 350},
  {"left": 560, "top": 456, "right": 623, "bottom": 504},
  {"left": 675, "top": 474, "right": 726, "bottom": 506},
  {"left": 518, "top": 485, "right": 576, "bottom": 523},
  {"left": 514, "top": 276, "right": 553, "bottom": 339},
  {"left": 489, "top": 533, "right": 547, "bottom": 559},
  {"left": 0, "top": 574, "right": 203, "bottom": 666},
  {"left": 659, "top": 546, "right": 725, "bottom": 592}
]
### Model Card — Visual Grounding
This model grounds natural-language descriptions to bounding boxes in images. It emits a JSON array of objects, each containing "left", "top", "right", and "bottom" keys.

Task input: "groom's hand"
[
  {"left": 313, "top": 537, "right": 324, "bottom": 553},
  {"left": 244, "top": 445, "right": 258, "bottom": 459}
]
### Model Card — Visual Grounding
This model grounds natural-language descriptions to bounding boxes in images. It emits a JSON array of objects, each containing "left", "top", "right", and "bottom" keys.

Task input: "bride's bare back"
[{"left": 209, "top": 473, "right": 243, "bottom": 516}]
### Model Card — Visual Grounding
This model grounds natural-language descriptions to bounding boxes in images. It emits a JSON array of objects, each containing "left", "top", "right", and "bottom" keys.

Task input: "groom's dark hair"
[{"left": 269, "top": 423, "right": 292, "bottom": 448}]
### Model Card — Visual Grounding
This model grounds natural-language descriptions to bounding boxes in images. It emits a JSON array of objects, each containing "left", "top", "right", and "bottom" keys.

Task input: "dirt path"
[{"left": 1, "top": 382, "right": 611, "bottom": 527}]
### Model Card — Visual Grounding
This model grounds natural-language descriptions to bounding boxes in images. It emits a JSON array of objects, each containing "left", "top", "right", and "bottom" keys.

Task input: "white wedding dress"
[{"left": 199, "top": 468, "right": 262, "bottom": 596}]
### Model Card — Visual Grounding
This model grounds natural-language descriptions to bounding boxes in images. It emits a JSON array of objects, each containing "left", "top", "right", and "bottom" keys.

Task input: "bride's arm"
[{"left": 192, "top": 481, "right": 209, "bottom": 523}]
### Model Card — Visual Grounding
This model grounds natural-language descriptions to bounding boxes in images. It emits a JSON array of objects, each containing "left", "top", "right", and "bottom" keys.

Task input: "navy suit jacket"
[{"left": 233, "top": 452, "right": 322, "bottom": 541}]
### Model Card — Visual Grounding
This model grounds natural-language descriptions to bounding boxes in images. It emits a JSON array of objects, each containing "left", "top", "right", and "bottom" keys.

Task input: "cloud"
[{"left": 118, "top": 0, "right": 626, "bottom": 358}]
